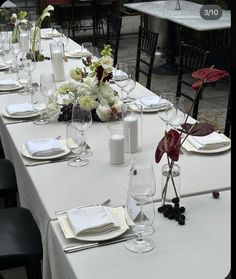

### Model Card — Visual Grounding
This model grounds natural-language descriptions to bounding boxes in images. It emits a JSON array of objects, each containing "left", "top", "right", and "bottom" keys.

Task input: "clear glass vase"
[{"left": 161, "top": 163, "right": 181, "bottom": 204}]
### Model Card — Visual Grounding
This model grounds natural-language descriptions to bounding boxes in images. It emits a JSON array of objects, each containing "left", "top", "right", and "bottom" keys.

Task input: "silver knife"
[
  {"left": 64, "top": 235, "right": 135, "bottom": 253},
  {"left": 25, "top": 155, "right": 76, "bottom": 166}
]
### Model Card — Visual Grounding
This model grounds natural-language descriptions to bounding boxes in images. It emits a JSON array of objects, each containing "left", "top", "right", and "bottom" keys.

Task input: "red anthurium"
[
  {"left": 155, "top": 129, "right": 181, "bottom": 163},
  {"left": 191, "top": 67, "right": 229, "bottom": 90}
]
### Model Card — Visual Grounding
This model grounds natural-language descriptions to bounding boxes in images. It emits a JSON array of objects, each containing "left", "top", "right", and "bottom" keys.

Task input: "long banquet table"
[{"left": 0, "top": 29, "right": 231, "bottom": 278}]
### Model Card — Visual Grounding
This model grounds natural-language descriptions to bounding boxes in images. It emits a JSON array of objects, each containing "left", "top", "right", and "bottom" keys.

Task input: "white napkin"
[
  {"left": 66, "top": 205, "right": 119, "bottom": 236},
  {"left": 6, "top": 103, "right": 35, "bottom": 116},
  {"left": 44, "top": 30, "right": 60, "bottom": 37},
  {"left": 187, "top": 132, "right": 231, "bottom": 150},
  {"left": 66, "top": 46, "right": 91, "bottom": 57},
  {"left": 135, "top": 96, "right": 168, "bottom": 109},
  {"left": 25, "top": 138, "right": 65, "bottom": 156},
  {"left": 0, "top": 79, "right": 20, "bottom": 90}
]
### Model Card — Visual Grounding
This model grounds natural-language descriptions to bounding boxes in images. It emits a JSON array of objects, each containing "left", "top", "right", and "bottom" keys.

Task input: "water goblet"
[
  {"left": 71, "top": 104, "right": 93, "bottom": 161},
  {"left": 2, "top": 44, "right": 16, "bottom": 73},
  {"left": 158, "top": 93, "right": 177, "bottom": 131},
  {"left": 66, "top": 118, "right": 91, "bottom": 167},
  {"left": 31, "top": 87, "right": 49, "bottom": 125},
  {"left": 81, "top": 42, "right": 93, "bottom": 54},
  {"left": 52, "top": 24, "right": 63, "bottom": 42},
  {"left": 125, "top": 192, "right": 155, "bottom": 253},
  {"left": 169, "top": 96, "right": 186, "bottom": 129},
  {"left": 129, "top": 162, "right": 156, "bottom": 199},
  {"left": 20, "top": 51, "right": 36, "bottom": 94},
  {"left": 113, "top": 63, "right": 130, "bottom": 99},
  {"left": 123, "top": 65, "right": 136, "bottom": 103},
  {"left": 40, "top": 73, "right": 57, "bottom": 97}
]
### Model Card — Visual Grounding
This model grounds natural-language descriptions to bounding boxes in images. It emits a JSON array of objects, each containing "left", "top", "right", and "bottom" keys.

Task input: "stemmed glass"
[
  {"left": 2, "top": 44, "right": 16, "bottom": 73},
  {"left": 169, "top": 96, "right": 186, "bottom": 129},
  {"left": 125, "top": 192, "right": 155, "bottom": 253},
  {"left": 40, "top": 73, "right": 57, "bottom": 97},
  {"left": 20, "top": 51, "right": 36, "bottom": 94},
  {"left": 128, "top": 162, "right": 156, "bottom": 236},
  {"left": 158, "top": 93, "right": 177, "bottom": 131},
  {"left": 67, "top": 104, "right": 92, "bottom": 167},
  {"left": 31, "top": 87, "right": 49, "bottom": 125},
  {"left": 52, "top": 24, "right": 63, "bottom": 42},
  {"left": 113, "top": 63, "right": 130, "bottom": 100},
  {"left": 123, "top": 65, "right": 136, "bottom": 103}
]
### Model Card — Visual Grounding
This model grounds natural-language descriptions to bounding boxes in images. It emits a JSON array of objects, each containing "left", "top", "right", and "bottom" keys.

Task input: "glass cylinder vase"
[
  {"left": 161, "top": 163, "right": 181, "bottom": 204},
  {"left": 50, "top": 42, "right": 65, "bottom": 82}
]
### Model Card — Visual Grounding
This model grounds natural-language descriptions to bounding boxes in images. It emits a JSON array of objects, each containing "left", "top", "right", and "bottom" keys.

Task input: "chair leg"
[{"left": 25, "top": 262, "right": 42, "bottom": 279}]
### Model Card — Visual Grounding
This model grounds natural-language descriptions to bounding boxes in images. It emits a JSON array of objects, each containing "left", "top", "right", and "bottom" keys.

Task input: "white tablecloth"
[{"left": 0, "top": 29, "right": 231, "bottom": 279}]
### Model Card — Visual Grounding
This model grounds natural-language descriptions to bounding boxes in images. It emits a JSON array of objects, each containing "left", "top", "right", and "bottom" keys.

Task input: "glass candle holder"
[{"left": 50, "top": 42, "right": 65, "bottom": 82}]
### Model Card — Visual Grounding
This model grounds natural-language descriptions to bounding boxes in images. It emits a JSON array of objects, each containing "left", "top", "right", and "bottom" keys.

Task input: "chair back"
[
  {"left": 135, "top": 25, "right": 159, "bottom": 90},
  {"left": 176, "top": 41, "right": 210, "bottom": 119},
  {"left": 106, "top": 12, "right": 122, "bottom": 67},
  {"left": 224, "top": 84, "right": 231, "bottom": 137}
]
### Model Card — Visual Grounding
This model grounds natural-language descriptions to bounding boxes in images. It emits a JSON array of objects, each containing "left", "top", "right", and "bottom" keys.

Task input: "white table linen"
[{"left": 0, "top": 28, "right": 231, "bottom": 279}]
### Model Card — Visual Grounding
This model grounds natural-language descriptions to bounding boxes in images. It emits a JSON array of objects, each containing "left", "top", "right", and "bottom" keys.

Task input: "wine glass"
[
  {"left": 52, "top": 24, "right": 62, "bottom": 42},
  {"left": 113, "top": 63, "right": 130, "bottom": 99},
  {"left": 31, "top": 87, "right": 49, "bottom": 125},
  {"left": 158, "top": 93, "right": 177, "bottom": 131},
  {"left": 61, "top": 28, "right": 69, "bottom": 51},
  {"left": 129, "top": 162, "right": 156, "bottom": 199},
  {"left": 123, "top": 65, "right": 136, "bottom": 103},
  {"left": 20, "top": 51, "right": 36, "bottom": 94},
  {"left": 68, "top": 104, "right": 93, "bottom": 166},
  {"left": 2, "top": 44, "right": 16, "bottom": 73},
  {"left": 125, "top": 192, "right": 155, "bottom": 253},
  {"left": 40, "top": 73, "right": 57, "bottom": 97},
  {"left": 169, "top": 96, "right": 186, "bottom": 129},
  {"left": 81, "top": 42, "right": 93, "bottom": 54}
]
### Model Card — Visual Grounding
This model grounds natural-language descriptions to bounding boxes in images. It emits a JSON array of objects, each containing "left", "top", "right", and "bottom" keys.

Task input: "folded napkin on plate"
[
  {"left": 0, "top": 79, "right": 20, "bottom": 89},
  {"left": 187, "top": 132, "right": 231, "bottom": 150},
  {"left": 66, "top": 47, "right": 91, "bottom": 57},
  {"left": 135, "top": 96, "right": 168, "bottom": 109},
  {"left": 6, "top": 103, "right": 35, "bottom": 116},
  {"left": 66, "top": 205, "right": 119, "bottom": 236},
  {"left": 44, "top": 30, "right": 60, "bottom": 37},
  {"left": 26, "top": 138, "right": 65, "bottom": 156}
]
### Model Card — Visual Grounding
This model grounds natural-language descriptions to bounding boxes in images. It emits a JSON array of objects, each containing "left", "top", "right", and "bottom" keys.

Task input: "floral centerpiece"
[
  {"left": 0, "top": 9, "right": 28, "bottom": 43},
  {"left": 155, "top": 67, "right": 229, "bottom": 225},
  {"left": 57, "top": 44, "right": 123, "bottom": 122},
  {"left": 31, "top": 5, "right": 54, "bottom": 58}
]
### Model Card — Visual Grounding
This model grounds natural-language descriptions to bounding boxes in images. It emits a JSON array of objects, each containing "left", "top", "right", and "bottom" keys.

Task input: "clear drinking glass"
[
  {"left": 31, "top": 87, "right": 49, "bottom": 125},
  {"left": 125, "top": 192, "right": 155, "bottom": 253},
  {"left": 169, "top": 96, "right": 186, "bottom": 129},
  {"left": 66, "top": 119, "right": 91, "bottom": 167},
  {"left": 69, "top": 104, "right": 93, "bottom": 166},
  {"left": 113, "top": 63, "right": 130, "bottom": 99},
  {"left": 123, "top": 65, "right": 136, "bottom": 103},
  {"left": 129, "top": 162, "right": 156, "bottom": 199},
  {"left": 40, "top": 73, "right": 57, "bottom": 97},
  {"left": 20, "top": 51, "right": 36, "bottom": 94},
  {"left": 158, "top": 93, "right": 177, "bottom": 130},
  {"left": 3, "top": 45, "right": 16, "bottom": 73},
  {"left": 52, "top": 24, "right": 63, "bottom": 42}
]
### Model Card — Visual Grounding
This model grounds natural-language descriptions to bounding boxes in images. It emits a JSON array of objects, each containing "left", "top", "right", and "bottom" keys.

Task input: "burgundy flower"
[
  {"left": 191, "top": 67, "right": 229, "bottom": 90},
  {"left": 155, "top": 129, "right": 181, "bottom": 163}
]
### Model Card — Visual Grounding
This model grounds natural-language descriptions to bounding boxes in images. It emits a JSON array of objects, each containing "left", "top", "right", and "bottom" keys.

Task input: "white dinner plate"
[
  {"left": 65, "top": 51, "right": 91, "bottom": 58},
  {"left": 0, "top": 63, "right": 9, "bottom": 71},
  {"left": 0, "top": 81, "right": 23, "bottom": 92},
  {"left": 20, "top": 141, "right": 70, "bottom": 160},
  {"left": 129, "top": 102, "right": 167, "bottom": 113},
  {"left": 1, "top": 108, "right": 40, "bottom": 119},
  {"left": 181, "top": 138, "right": 231, "bottom": 154},
  {"left": 58, "top": 215, "right": 128, "bottom": 242}
]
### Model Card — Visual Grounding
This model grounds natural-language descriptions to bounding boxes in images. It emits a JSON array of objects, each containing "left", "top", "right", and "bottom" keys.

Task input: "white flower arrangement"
[{"left": 57, "top": 45, "right": 123, "bottom": 122}]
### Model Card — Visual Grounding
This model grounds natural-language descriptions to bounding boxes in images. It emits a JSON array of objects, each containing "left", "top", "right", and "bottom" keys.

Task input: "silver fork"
[{"left": 55, "top": 198, "right": 111, "bottom": 215}]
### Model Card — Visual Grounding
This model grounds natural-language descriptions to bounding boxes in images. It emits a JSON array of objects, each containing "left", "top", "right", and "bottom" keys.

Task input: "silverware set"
[{"left": 63, "top": 234, "right": 135, "bottom": 253}]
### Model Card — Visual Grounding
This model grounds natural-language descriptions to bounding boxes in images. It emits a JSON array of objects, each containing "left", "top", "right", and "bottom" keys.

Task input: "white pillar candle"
[
  {"left": 124, "top": 115, "right": 138, "bottom": 153},
  {"left": 19, "top": 33, "right": 29, "bottom": 51},
  {"left": 109, "top": 134, "right": 125, "bottom": 165},
  {"left": 51, "top": 49, "right": 65, "bottom": 82}
]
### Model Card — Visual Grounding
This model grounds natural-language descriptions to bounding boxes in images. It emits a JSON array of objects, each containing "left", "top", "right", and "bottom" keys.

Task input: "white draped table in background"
[{"left": 0, "top": 29, "right": 231, "bottom": 279}]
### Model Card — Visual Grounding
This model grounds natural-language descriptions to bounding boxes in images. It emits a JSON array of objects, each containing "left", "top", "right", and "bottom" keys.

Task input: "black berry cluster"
[
  {"left": 58, "top": 103, "right": 73, "bottom": 122},
  {"left": 158, "top": 197, "right": 186, "bottom": 225}
]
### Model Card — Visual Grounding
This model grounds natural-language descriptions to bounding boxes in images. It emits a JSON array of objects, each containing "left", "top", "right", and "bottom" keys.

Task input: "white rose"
[{"left": 96, "top": 104, "right": 111, "bottom": 121}]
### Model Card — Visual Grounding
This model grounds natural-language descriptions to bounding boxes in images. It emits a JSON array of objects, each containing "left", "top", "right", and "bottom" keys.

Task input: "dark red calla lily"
[
  {"left": 191, "top": 67, "right": 229, "bottom": 90},
  {"left": 155, "top": 129, "right": 181, "bottom": 163}
]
